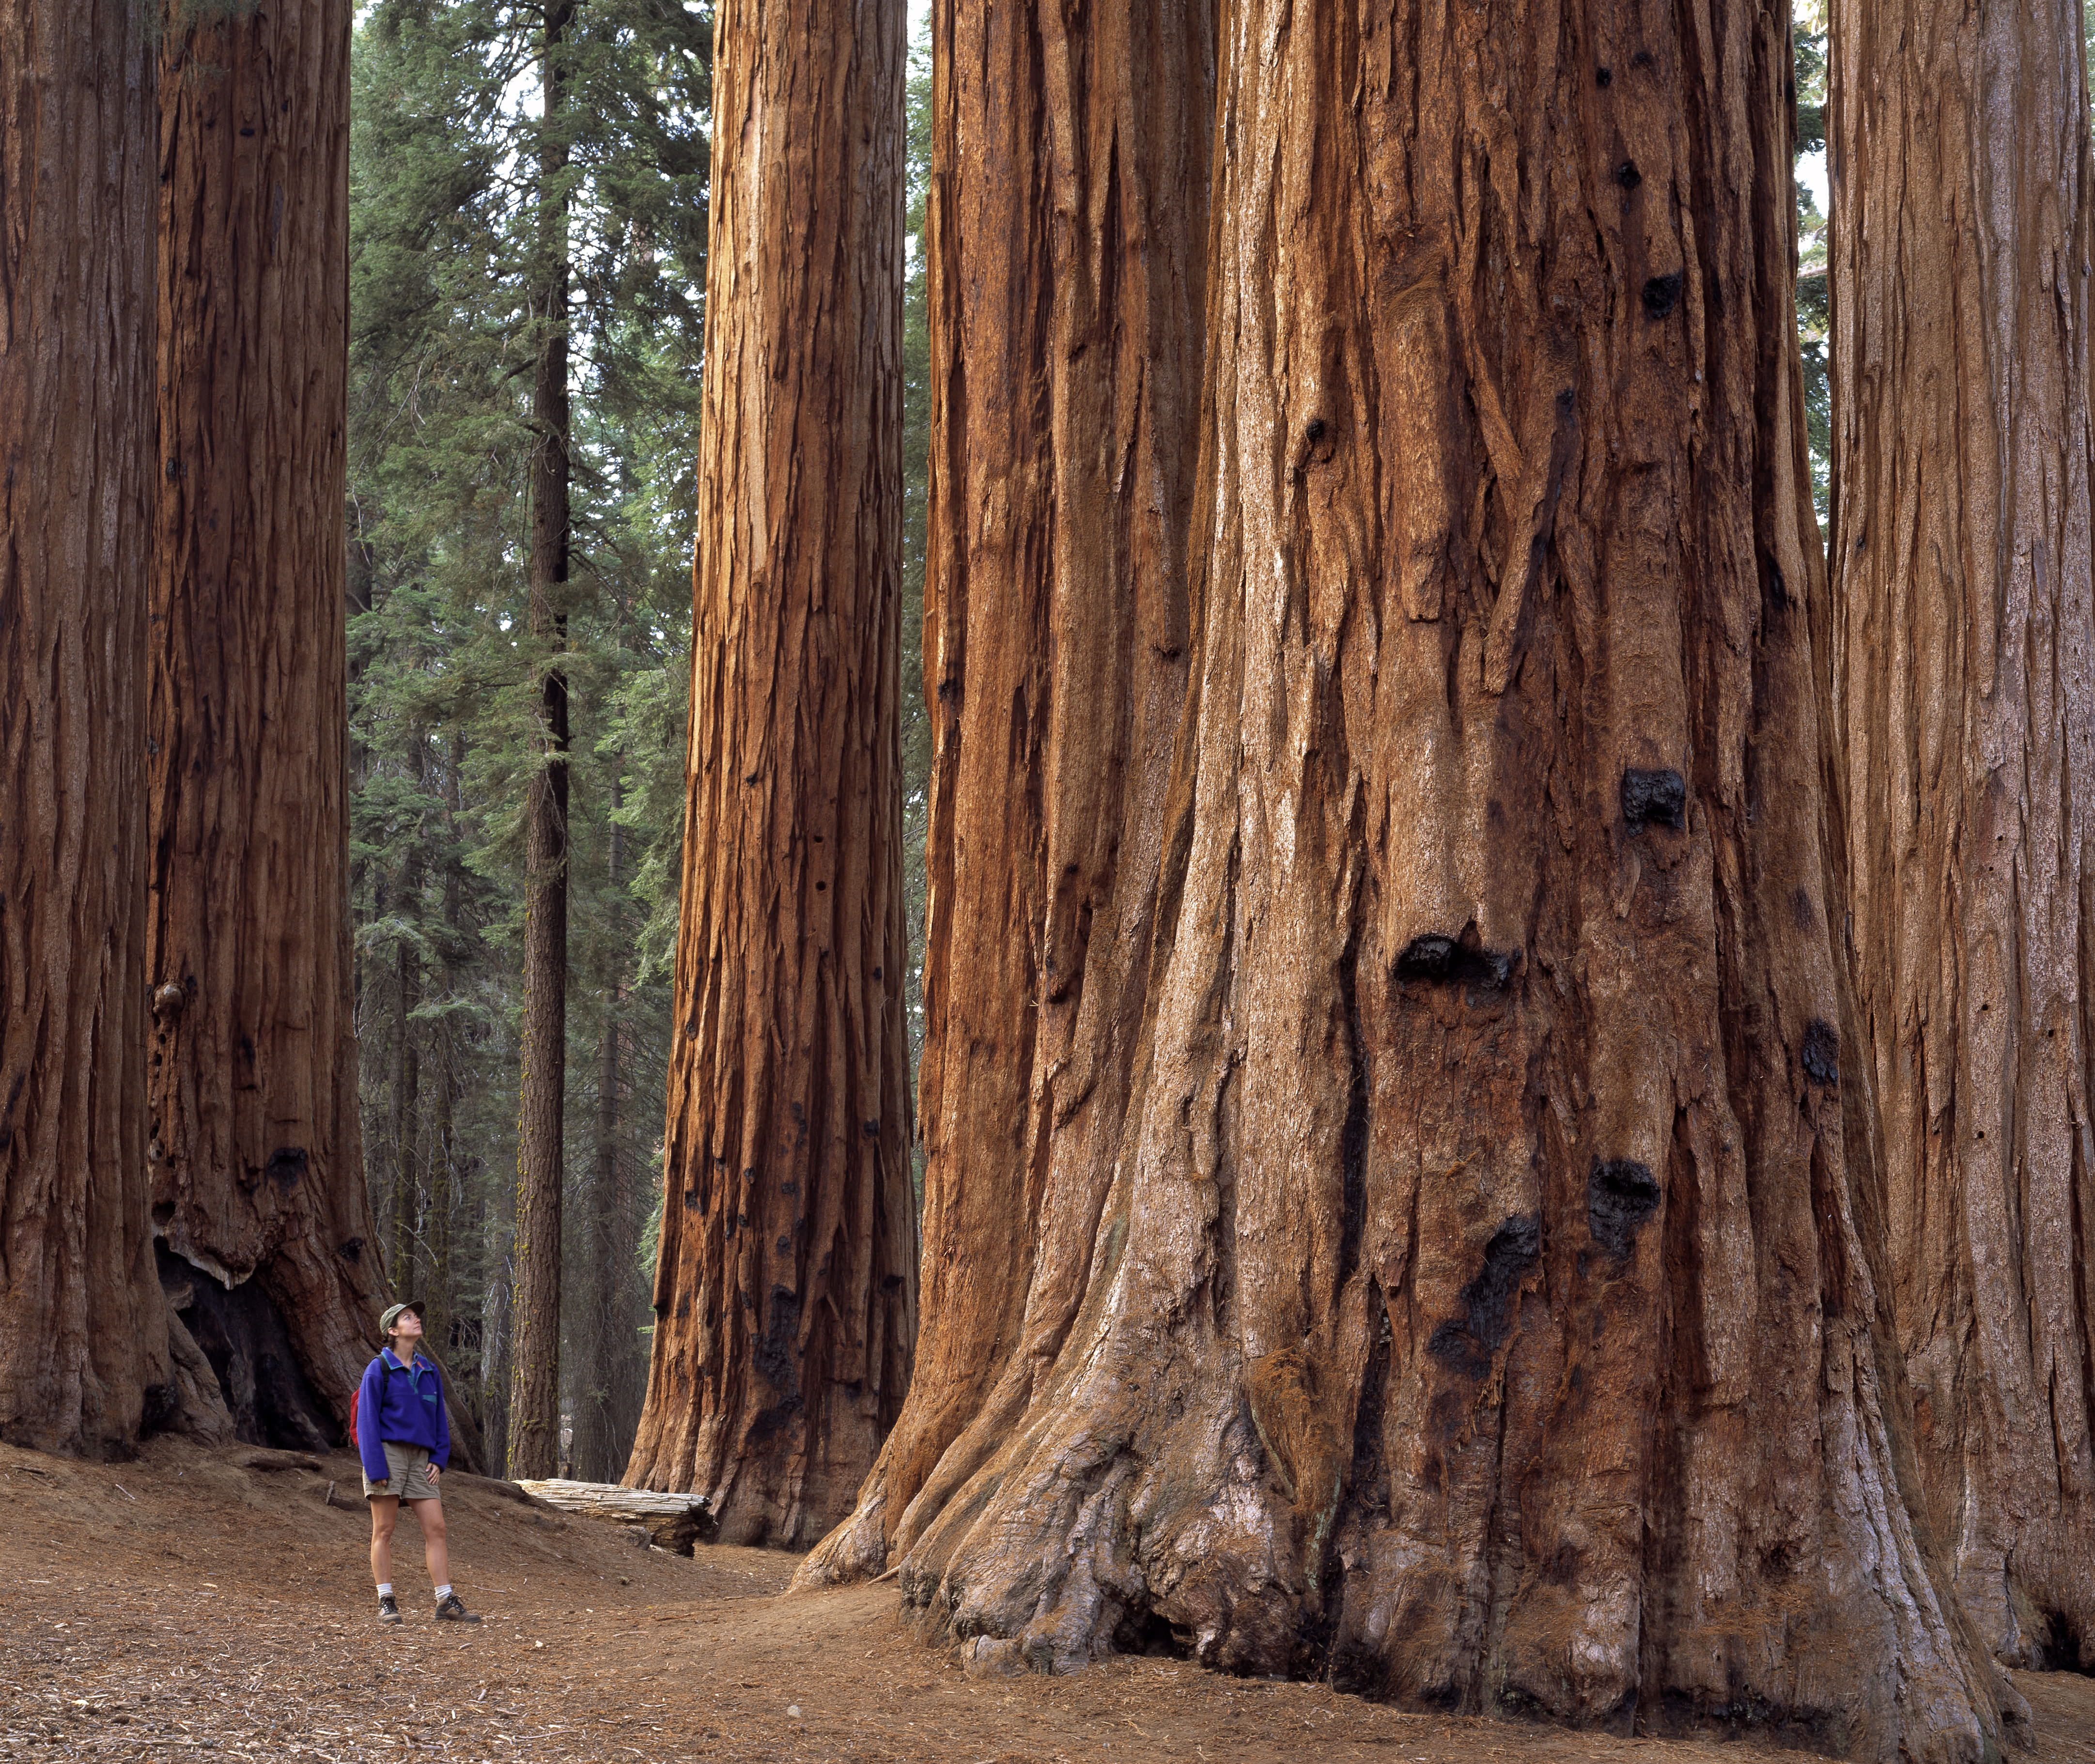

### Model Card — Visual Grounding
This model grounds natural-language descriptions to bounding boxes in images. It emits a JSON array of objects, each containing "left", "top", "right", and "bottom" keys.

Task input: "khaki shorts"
[{"left": 364, "top": 1440, "right": 441, "bottom": 1502}]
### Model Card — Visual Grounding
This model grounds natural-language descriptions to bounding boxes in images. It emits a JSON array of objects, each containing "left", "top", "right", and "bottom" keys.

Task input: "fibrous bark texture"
[
  {"left": 150, "top": 0, "right": 381, "bottom": 1446},
  {"left": 505, "top": 0, "right": 574, "bottom": 1483},
  {"left": 1827, "top": 0, "right": 2095, "bottom": 1672},
  {"left": 796, "top": 0, "right": 1214, "bottom": 1586},
  {"left": 0, "top": 0, "right": 169, "bottom": 1455},
  {"left": 626, "top": 0, "right": 915, "bottom": 1545},
  {"left": 807, "top": 0, "right": 2018, "bottom": 1755}
]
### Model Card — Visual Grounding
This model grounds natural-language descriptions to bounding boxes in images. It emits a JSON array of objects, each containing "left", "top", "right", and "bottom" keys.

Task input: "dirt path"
[{"left": 2, "top": 1438, "right": 2088, "bottom": 1762}]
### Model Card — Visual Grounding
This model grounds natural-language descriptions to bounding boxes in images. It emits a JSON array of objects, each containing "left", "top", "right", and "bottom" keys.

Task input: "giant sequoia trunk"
[
  {"left": 150, "top": 0, "right": 380, "bottom": 1450},
  {"left": 506, "top": 0, "right": 574, "bottom": 1482},
  {"left": 0, "top": 0, "right": 170, "bottom": 1455},
  {"left": 624, "top": 0, "right": 915, "bottom": 1546},
  {"left": 1827, "top": 0, "right": 2095, "bottom": 1672},
  {"left": 804, "top": 0, "right": 2018, "bottom": 1754},
  {"left": 796, "top": 0, "right": 1214, "bottom": 1585}
]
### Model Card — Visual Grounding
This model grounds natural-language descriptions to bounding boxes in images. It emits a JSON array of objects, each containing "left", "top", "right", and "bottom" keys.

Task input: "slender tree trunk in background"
[
  {"left": 429, "top": 1023, "right": 451, "bottom": 1345},
  {"left": 506, "top": 0, "right": 573, "bottom": 1481},
  {"left": 0, "top": 0, "right": 168, "bottom": 1456},
  {"left": 571, "top": 805, "right": 630, "bottom": 1484},
  {"left": 797, "top": 0, "right": 1213, "bottom": 1586},
  {"left": 802, "top": 1, "right": 2017, "bottom": 1754},
  {"left": 625, "top": 0, "right": 914, "bottom": 1545},
  {"left": 1828, "top": 0, "right": 2095, "bottom": 1671},
  {"left": 429, "top": 729, "right": 467, "bottom": 1370},
  {"left": 150, "top": 0, "right": 377, "bottom": 1450},
  {"left": 388, "top": 765, "right": 424, "bottom": 1297}
]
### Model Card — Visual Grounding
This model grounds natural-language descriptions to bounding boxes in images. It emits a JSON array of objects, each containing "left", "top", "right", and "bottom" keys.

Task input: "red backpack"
[{"left": 348, "top": 1358, "right": 402, "bottom": 1444}]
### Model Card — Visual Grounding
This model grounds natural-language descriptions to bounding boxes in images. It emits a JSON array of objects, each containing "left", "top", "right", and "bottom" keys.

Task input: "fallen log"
[
  {"left": 229, "top": 1447, "right": 322, "bottom": 1473},
  {"left": 514, "top": 1478, "right": 714, "bottom": 1554}
]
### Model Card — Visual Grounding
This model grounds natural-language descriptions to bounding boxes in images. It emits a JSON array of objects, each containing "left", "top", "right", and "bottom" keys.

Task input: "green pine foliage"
[{"left": 347, "top": 0, "right": 709, "bottom": 1467}]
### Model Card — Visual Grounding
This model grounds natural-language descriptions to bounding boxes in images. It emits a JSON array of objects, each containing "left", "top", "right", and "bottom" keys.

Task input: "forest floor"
[{"left": 2, "top": 1437, "right": 2090, "bottom": 1764}]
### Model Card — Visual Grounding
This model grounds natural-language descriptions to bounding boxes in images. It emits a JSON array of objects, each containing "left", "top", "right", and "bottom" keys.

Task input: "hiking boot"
[
  {"left": 434, "top": 1593, "right": 481, "bottom": 1624},
  {"left": 377, "top": 1594, "right": 402, "bottom": 1625}
]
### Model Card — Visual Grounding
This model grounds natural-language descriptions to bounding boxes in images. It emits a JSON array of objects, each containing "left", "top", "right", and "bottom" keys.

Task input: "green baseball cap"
[{"left": 379, "top": 1299, "right": 426, "bottom": 1337}]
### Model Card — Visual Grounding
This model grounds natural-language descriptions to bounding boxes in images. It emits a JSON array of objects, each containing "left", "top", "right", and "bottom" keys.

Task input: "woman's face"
[{"left": 391, "top": 1309, "right": 425, "bottom": 1353}]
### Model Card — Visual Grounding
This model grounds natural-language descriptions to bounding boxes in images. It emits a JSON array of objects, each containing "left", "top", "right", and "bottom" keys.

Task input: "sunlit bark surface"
[
  {"left": 804, "top": 0, "right": 2017, "bottom": 1754},
  {"left": 795, "top": 0, "right": 1214, "bottom": 1587},
  {"left": 1828, "top": 0, "right": 2095, "bottom": 1671}
]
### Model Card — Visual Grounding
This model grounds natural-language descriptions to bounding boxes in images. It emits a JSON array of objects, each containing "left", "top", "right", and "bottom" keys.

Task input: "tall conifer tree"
[{"left": 625, "top": 0, "right": 914, "bottom": 1544}]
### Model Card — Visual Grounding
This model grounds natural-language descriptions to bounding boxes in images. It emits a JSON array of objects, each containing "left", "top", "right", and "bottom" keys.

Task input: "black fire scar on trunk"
[
  {"left": 1395, "top": 934, "right": 1512, "bottom": 990},
  {"left": 1801, "top": 1018, "right": 1839, "bottom": 1085},
  {"left": 1588, "top": 1159, "right": 1662, "bottom": 1258},
  {"left": 1621, "top": 767, "right": 1687, "bottom": 832},
  {"left": 1428, "top": 1215, "right": 1542, "bottom": 1375}
]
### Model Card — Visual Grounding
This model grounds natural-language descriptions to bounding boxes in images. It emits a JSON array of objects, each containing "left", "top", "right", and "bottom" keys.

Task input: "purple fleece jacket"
[{"left": 355, "top": 1349, "right": 451, "bottom": 1484}]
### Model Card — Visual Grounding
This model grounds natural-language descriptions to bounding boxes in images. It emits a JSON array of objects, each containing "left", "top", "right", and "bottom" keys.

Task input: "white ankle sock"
[
  {"left": 376, "top": 1583, "right": 393, "bottom": 1598},
  {"left": 434, "top": 1584, "right": 452, "bottom": 1601}
]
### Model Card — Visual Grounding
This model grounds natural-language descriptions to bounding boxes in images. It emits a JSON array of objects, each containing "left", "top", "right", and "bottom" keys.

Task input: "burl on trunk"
[
  {"left": 805, "top": 0, "right": 2017, "bottom": 1754},
  {"left": 625, "top": 0, "right": 916, "bottom": 1545},
  {"left": 150, "top": 0, "right": 380, "bottom": 1451},
  {"left": 1828, "top": 0, "right": 2095, "bottom": 1672}
]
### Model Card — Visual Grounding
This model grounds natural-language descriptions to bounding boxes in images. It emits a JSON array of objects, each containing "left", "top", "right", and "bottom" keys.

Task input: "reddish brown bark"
[
  {"left": 1827, "top": 0, "right": 2095, "bottom": 1671},
  {"left": 626, "top": 0, "right": 915, "bottom": 1546},
  {"left": 803, "top": 0, "right": 2017, "bottom": 1754},
  {"left": 506, "top": 0, "right": 574, "bottom": 1483},
  {"left": 796, "top": 0, "right": 1214, "bottom": 1585},
  {"left": 148, "top": 0, "right": 380, "bottom": 1448},
  {"left": 0, "top": 0, "right": 170, "bottom": 1455}
]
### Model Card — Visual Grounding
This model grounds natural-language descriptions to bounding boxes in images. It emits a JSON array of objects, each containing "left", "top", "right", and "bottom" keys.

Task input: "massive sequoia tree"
[
  {"left": 0, "top": 0, "right": 170, "bottom": 1454},
  {"left": 1826, "top": 0, "right": 2095, "bottom": 1671},
  {"left": 804, "top": 0, "right": 2020, "bottom": 1752},
  {"left": 150, "top": 0, "right": 381, "bottom": 1449},
  {"left": 797, "top": 0, "right": 1215, "bottom": 1583},
  {"left": 624, "top": 0, "right": 915, "bottom": 1542}
]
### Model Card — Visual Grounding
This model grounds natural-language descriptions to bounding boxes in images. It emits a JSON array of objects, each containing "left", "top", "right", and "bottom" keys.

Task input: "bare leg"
[
  {"left": 368, "top": 1496, "right": 399, "bottom": 1589},
  {"left": 413, "top": 1498, "right": 451, "bottom": 1591}
]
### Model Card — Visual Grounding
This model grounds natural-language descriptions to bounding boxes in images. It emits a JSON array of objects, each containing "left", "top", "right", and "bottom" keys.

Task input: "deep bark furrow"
[
  {"left": 627, "top": 0, "right": 916, "bottom": 1547},
  {"left": 1828, "top": 0, "right": 2095, "bottom": 1669}
]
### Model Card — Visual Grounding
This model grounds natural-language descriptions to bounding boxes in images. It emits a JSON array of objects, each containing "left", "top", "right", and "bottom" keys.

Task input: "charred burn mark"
[
  {"left": 1395, "top": 934, "right": 1512, "bottom": 991},
  {"left": 863, "top": 1118, "right": 881, "bottom": 1138},
  {"left": 1306, "top": 418, "right": 1327, "bottom": 443},
  {"left": 754, "top": 1284, "right": 802, "bottom": 1393},
  {"left": 264, "top": 1147, "right": 307, "bottom": 1189},
  {"left": 1642, "top": 273, "right": 1684, "bottom": 320},
  {"left": 1621, "top": 767, "right": 1686, "bottom": 833},
  {"left": 1802, "top": 1019, "right": 1840, "bottom": 1086},
  {"left": 1596, "top": 64, "right": 1612, "bottom": 86},
  {"left": 1614, "top": 160, "right": 1642, "bottom": 190},
  {"left": 337, "top": 1236, "right": 362, "bottom": 1262},
  {"left": 1588, "top": 1159, "right": 1661, "bottom": 1258},
  {"left": 1427, "top": 1215, "right": 1542, "bottom": 1374}
]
